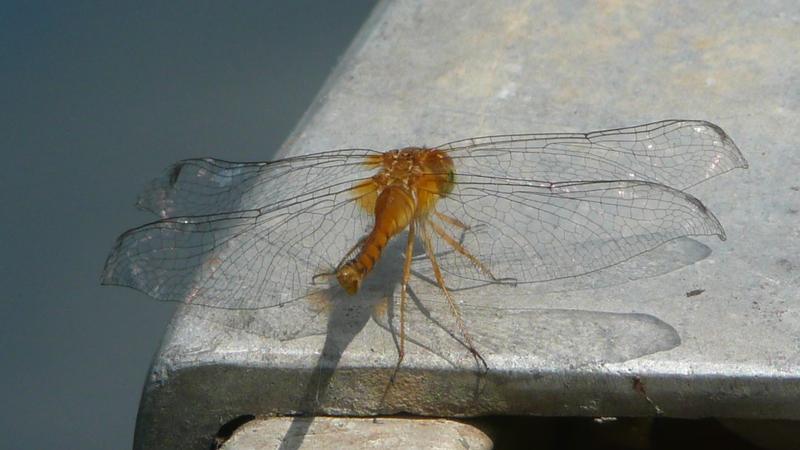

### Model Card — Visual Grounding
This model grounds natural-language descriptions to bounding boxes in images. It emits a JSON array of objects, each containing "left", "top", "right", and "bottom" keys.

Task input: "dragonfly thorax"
[{"left": 336, "top": 149, "right": 457, "bottom": 294}]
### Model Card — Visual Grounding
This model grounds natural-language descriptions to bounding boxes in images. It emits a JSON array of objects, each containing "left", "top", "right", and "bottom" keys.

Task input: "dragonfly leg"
[
  {"left": 427, "top": 217, "right": 508, "bottom": 283},
  {"left": 381, "top": 221, "right": 416, "bottom": 406},
  {"left": 397, "top": 221, "right": 416, "bottom": 369},
  {"left": 419, "top": 222, "right": 488, "bottom": 371},
  {"left": 433, "top": 210, "right": 471, "bottom": 231}
]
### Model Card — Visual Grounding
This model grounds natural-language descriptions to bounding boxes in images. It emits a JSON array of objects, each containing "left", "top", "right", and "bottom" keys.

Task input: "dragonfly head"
[{"left": 336, "top": 262, "right": 363, "bottom": 295}]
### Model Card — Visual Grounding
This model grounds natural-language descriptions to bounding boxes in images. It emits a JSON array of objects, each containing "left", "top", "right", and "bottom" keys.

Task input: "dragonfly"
[{"left": 102, "top": 119, "right": 748, "bottom": 365}]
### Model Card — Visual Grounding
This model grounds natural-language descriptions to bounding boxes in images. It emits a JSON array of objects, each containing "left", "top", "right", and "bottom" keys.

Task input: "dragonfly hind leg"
[
  {"left": 419, "top": 222, "right": 488, "bottom": 371},
  {"left": 382, "top": 221, "right": 416, "bottom": 403},
  {"left": 397, "top": 221, "right": 416, "bottom": 370}
]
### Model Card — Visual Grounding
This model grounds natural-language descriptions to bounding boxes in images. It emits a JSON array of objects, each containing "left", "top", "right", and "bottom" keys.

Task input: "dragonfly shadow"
[
  {"left": 370, "top": 235, "right": 696, "bottom": 371},
  {"left": 376, "top": 303, "right": 682, "bottom": 368},
  {"left": 277, "top": 247, "right": 405, "bottom": 450},
  {"left": 182, "top": 267, "right": 399, "bottom": 450}
]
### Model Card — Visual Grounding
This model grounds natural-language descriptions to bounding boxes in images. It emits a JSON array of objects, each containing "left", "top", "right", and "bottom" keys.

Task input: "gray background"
[{"left": 0, "top": 2, "right": 374, "bottom": 449}]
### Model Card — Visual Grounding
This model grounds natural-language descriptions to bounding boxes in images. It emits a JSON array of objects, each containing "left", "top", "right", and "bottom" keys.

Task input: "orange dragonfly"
[{"left": 102, "top": 119, "right": 747, "bottom": 363}]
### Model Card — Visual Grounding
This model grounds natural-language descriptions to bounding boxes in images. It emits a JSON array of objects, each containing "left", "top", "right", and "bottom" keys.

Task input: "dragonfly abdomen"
[{"left": 337, "top": 184, "right": 415, "bottom": 294}]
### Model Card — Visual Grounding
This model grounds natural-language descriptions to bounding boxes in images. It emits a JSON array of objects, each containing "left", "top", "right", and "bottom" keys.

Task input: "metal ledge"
[{"left": 133, "top": 1, "right": 800, "bottom": 448}]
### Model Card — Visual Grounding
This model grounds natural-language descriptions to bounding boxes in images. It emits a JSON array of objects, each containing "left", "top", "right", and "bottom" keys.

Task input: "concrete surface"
[
  {"left": 128, "top": 1, "right": 800, "bottom": 448},
  {"left": 219, "top": 417, "right": 491, "bottom": 450}
]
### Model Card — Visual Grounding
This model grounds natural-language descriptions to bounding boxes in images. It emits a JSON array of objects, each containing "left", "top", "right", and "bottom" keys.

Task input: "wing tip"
[
  {"left": 690, "top": 120, "right": 750, "bottom": 171},
  {"left": 680, "top": 190, "right": 727, "bottom": 241}
]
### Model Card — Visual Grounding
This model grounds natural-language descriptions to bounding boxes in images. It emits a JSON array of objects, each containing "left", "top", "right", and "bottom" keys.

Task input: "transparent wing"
[
  {"left": 105, "top": 120, "right": 747, "bottom": 309},
  {"left": 440, "top": 120, "right": 748, "bottom": 190},
  {"left": 427, "top": 177, "right": 726, "bottom": 286},
  {"left": 102, "top": 158, "right": 378, "bottom": 309},
  {"left": 136, "top": 149, "right": 380, "bottom": 218}
]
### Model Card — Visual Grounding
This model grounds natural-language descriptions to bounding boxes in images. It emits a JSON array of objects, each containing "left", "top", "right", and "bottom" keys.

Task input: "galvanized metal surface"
[{"left": 134, "top": 1, "right": 800, "bottom": 448}]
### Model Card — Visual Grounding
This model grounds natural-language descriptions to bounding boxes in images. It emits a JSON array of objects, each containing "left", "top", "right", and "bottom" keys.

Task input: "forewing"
[
  {"left": 440, "top": 120, "right": 748, "bottom": 190},
  {"left": 103, "top": 168, "right": 376, "bottom": 309},
  {"left": 136, "top": 149, "right": 380, "bottom": 218},
  {"left": 426, "top": 176, "right": 725, "bottom": 286}
]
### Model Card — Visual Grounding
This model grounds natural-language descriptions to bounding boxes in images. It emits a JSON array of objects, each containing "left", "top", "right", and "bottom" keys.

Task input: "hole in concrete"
[{"left": 212, "top": 414, "right": 255, "bottom": 449}]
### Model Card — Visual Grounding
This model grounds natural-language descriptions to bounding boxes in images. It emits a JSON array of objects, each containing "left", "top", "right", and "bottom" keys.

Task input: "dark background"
[{"left": 0, "top": 2, "right": 375, "bottom": 448}]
